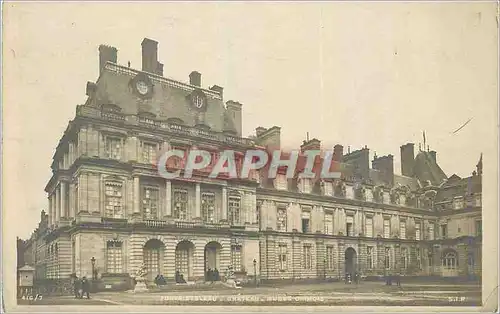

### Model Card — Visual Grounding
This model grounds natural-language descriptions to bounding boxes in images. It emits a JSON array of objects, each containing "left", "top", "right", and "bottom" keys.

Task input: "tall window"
[
  {"left": 401, "top": 247, "right": 408, "bottom": 270},
  {"left": 346, "top": 216, "right": 354, "bottom": 236},
  {"left": 367, "top": 246, "right": 374, "bottom": 269},
  {"left": 228, "top": 195, "right": 241, "bottom": 226},
  {"left": 301, "top": 178, "right": 311, "bottom": 193},
  {"left": 142, "top": 142, "right": 157, "bottom": 164},
  {"left": 383, "top": 219, "right": 391, "bottom": 238},
  {"left": 105, "top": 182, "right": 123, "bottom": 218},
  {"left": 173, "top": 189, "right": 188, "bottom": 220},
  {"left": 106, "top": 241, "right": 123, "bottom": 273},
  {"left": 301, "top": 210, "right": 311, "bottom": 233},
  {"left": 385, "top": 247, "right": 391, "bottom": 269},
  {"left": 276, "top": 206, "right": 287, "bottom": 231},
  {"left": 275, "top": 174, "right": 287, "bottom": 190},
  {"left": 441, "top": 224, "right": 448, "bottom": 239},
  {"left": 475, "top": 220, "right": 482, "bottom": 236},
  {"left": 365, "top": 217, "right": 373, "bottom": 237},
  {"left": 105, "top": 136, "right": 122, "bottom": 160},
  {"left": 142, "top": 187, "right": 159, "bottom": 219},
  {"left": 278, "top": 244, "right": 287, "bottom": 271},
  {"left": 302, "top": 245, "right": 312, "bottom": 269},
  {"left": 428, "top": 223, "right": 435, "bottom": 240},
  {"left": 201, "top": 192, "right": 215, "bottom": 223},
  {"left": 326, "top": 246, "right": 335, "bottom": 270},
  {"left": 231, "top": 245, "right": 242, "bottom": 272},
  {"left": 442, "top": 251, "right": 458, "bottom": 270},
  {"left": 415, "top": 223, "right": 421, "bottom": 240},
  {"left": 399, "top": 221, "right": 406, "bottom": 239},
  {"left": 324, "top": 213, "right": 333, "bottom": 235}
]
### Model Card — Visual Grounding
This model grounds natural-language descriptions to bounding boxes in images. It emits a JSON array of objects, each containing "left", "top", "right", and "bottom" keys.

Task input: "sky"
[{"left": 3, "top": 2, "right": 498, "bottom": 239}]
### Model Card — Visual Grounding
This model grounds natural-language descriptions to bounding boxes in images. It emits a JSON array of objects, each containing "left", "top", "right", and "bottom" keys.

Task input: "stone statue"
[
  {"left": 133, "top": 263, "right": 148, "bottom": 292},
  {"left": 389, "top": 187, "right": 400, "bottom": 205},
  {"left": 135, "top": 263, "right": 148, "bottom": 279},
  {"left": 334, "top": 180, "right": 346, "bottom": 197}
]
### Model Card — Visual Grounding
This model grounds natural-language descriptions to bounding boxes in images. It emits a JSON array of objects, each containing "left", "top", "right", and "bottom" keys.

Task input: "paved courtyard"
[{"left": 19, "top": 281, "right": 481, "bottom": 306}]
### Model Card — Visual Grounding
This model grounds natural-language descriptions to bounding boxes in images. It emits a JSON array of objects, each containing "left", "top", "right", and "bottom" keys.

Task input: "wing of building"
[{"left": 21, "top": 38, "right": 482, "bottom": 291}]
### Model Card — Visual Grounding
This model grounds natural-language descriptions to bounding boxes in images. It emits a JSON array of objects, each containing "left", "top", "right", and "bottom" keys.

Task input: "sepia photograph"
[{"left": 2, "top": 1, "right": 499, "bottom": 312}]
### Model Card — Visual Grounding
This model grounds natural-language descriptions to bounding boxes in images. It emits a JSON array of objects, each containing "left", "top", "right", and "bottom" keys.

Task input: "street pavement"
[{"left": 18, "top": 281, "right": 481, "bottom": 307}]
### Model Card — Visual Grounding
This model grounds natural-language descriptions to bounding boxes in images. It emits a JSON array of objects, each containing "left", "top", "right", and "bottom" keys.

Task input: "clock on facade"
[
  {"left": 136, "top": 81, "right": 150, "bottom": 95},
  {"left": 130, "top": 73, "right": 153, "bottom": 99}
]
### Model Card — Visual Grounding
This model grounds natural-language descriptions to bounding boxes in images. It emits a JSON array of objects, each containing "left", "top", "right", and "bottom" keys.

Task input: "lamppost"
[
  {"left": 90, "top": 257, "right": 96, "bottom": 280},
  {"left": 253, "top": 259, "right": 257, "bottom": 287}
]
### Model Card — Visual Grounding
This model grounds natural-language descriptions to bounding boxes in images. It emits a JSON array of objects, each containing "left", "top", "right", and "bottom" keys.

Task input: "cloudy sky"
[{"left": 3, "top": 2, "right": 498, "bottom": 239}]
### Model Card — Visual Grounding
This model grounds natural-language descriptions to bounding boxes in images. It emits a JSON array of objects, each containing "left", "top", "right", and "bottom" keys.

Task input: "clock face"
[
  {"left": 136, "top": 81, "right": 149, "bottom": 95},
  {"left": 192, "top": 94, "right": 205, "bottom": 109}
]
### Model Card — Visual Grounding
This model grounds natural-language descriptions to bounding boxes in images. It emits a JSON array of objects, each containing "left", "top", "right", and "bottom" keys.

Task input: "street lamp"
[
  {"left": 253, "top": 259, "right": 257, "bottom": 287},
  {"left": 90, "top": 257, "right": 96, "bottom": 280}
]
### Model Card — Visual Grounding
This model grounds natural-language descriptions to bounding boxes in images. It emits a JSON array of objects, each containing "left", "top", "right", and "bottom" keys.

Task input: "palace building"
[{"left": 21, "top": 38, "right": 482, "bottom": 289}]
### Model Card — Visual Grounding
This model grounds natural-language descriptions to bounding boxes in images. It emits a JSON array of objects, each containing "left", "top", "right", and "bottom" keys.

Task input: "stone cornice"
[{"left": 256, "top": 187, "right": 436, "bottom": 216}]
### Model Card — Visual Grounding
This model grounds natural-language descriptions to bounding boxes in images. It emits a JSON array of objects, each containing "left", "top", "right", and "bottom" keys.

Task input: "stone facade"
[{"left": 21, "top": 38, "right": 482, "bottom": 288}]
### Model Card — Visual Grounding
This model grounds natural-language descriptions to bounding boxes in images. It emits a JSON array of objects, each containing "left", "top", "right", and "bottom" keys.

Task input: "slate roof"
[
  {"left": 92, "top": 63, "right": 237, "bottom": 133},
  {"left": 412, "top": 151, "right": 448, "bottom": 186}
]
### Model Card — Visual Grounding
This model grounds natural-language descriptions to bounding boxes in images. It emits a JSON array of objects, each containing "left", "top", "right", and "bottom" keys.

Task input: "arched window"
[{"left": 442, "top": 251, "right": 458, "bottom": 269}]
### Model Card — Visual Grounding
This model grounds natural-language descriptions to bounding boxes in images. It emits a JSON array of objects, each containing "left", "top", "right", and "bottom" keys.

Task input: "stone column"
[
  {"left": 133, "top": 176, "right": 140, "bottom": 215},
  {"left": 221, "top": 187, "right": 228, "bottom": 221},
  {"left": 55, "top": 185, "right": 61, "bottom": 224},
  {"left": 60, "top": 182, "right": 67, "bottom": 218},
  {"left": 48, "top": 195, "right": 53, "bottom": 227},
  {"left": 195, "top": 183, "right": 201, "bottom": 220},
  {"left": 165, "top": 181, "right": 172, "bottom": 218}
]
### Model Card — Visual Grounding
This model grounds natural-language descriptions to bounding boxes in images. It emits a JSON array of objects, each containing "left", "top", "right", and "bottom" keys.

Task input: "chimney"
[
  {"left": 98, "top": 45, "right": 118, "bottom": 75},
  {"left": 189, "top": 71, "right": 201, "bottom": 87},
  {"left": 333, "top": 144, "right": 343, "bottom": 162},
  {"left": 429, "top": 150, "right": 437, "bottom": 163},
  {"left": 156, "top": 62, "right": 164, "bottom": 76},
  {"left": 141, "top": 38, "right": 159, "bottom": 73},
  {"left": 400, "top": 143, "right": 415, "bottom": 177},
  {"left": 210, "top": 85, "right": 224, "bottom": 98},
  {"left": 255, "top": 126, "right": 281, "bottom": 150},
  {"left": 372, "top": 154, "right": 394, "bottom": 186},
  {"left": 300, "top": 139, "right": 321, "bottom": 152},
  {"left": 226, "top": 101, "right": 243, "bottom": 137}
]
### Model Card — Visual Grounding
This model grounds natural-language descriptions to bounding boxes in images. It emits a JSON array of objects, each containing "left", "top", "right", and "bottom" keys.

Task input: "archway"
[
  {"left": 204, "top": 241, "right": 222, "bottom": 281},
  {"left": 345, "top": 247, "right": 357, "bottom": 275},
  {"left": 441, "top": 249, "right": 458, "bottom": 277},
  {"left": 143, "top": 239, "right": 165, "bottom": 282},
  {"left": 175, "top": 240, "right": 195, "bottom": 281}
]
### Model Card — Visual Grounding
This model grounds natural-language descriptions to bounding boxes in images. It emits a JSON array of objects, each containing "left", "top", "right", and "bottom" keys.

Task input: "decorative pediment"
[{"left": 373, "top": 185, "right": 384, "bottom": 203}]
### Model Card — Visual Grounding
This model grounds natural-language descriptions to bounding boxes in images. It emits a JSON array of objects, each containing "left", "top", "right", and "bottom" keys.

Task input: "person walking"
[
  {"left": 81, "top": 276, "right": 91, "bottom": 299},
  {"left": 72, "top": 274, "right": 81, "bottom": 299}
]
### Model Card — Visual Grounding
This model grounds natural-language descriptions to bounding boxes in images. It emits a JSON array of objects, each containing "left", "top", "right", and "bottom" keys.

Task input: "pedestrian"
[
  {"left": 81, "top": 276, "right": 91, "bottom": 299},
  {"left": 72, "top": 274, "right": 81, "bottom": 299}
]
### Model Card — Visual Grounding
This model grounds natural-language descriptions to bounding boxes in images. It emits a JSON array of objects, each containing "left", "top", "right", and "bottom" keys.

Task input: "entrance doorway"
[
  {"left": 204, "top": 241, "right": 222, "bottom": 281},
  {"left": 345, "top": 247, "right": 357, "bottom": 275}
]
